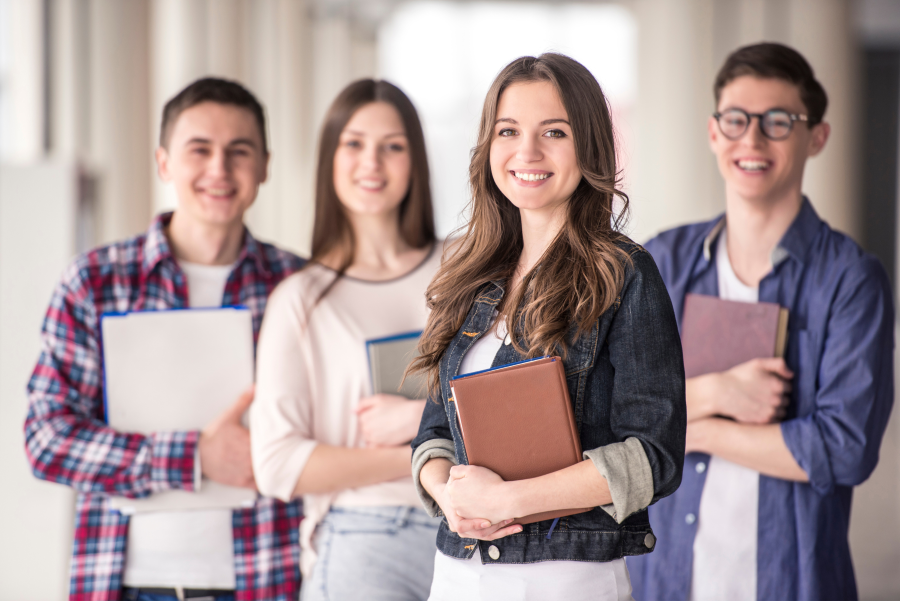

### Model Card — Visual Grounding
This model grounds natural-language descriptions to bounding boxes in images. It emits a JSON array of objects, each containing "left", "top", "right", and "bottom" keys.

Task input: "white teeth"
[
  {"left": 207, "top": 188, "right": 233, "bottom": 197},
  {"left": 358, "top": 179, "right": 385, "bottom": 190},
  {"left": 737, "top": 160, "right": 770, "bottom": 171},
  {"left": 514, "top": 172, "right": 550, "bottom": 181}
]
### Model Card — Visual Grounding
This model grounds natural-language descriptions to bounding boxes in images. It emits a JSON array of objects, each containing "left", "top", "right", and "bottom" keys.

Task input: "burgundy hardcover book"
[{"left": 681, "top": 293, "right": 789, "bottom": 378}]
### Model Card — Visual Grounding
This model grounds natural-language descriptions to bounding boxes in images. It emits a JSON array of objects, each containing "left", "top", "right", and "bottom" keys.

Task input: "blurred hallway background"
[{"left": 1, "top": 0, "right": 899, "bottom": 598}]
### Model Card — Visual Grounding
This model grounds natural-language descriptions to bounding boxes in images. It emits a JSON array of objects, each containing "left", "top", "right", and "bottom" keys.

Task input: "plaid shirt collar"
[{"left": 142, "top": 211, "right": 273, "bottom": 279}]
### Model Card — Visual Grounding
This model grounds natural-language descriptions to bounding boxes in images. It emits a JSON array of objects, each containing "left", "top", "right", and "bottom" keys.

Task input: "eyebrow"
[
  {"left": 494, "top": 118, "right": 570, "bottom": 126},
  {"left": 185, "top": 137, "right": 258, "bottom": 148},
  {"left": 342, "top": 130, "right": 407, "bottom": 139}
]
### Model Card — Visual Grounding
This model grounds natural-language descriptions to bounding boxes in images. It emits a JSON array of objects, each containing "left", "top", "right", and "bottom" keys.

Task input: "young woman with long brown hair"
[
  {"left": 250, "top": 80, "right": 441, "bottom": 600},
  {"left": 410, "top": 54, "right": 687, "bottom": 600}
]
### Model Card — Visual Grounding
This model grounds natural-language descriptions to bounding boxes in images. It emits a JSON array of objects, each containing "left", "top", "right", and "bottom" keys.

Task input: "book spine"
[{"left": 553, "top": 359, "right": 583, "bottom": 460}]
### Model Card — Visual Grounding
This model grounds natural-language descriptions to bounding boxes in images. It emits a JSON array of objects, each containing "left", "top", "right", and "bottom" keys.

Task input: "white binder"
[{"left": 101, "top": 307, "right": 258, "bottom": 514}]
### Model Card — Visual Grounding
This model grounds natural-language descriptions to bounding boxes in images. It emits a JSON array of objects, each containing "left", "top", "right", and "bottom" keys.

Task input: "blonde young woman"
[
  {"left": 250, "top": 80, "right": 441, "bottom": 600},
  {"left": 409, "top": 54, "right": 687, "bottom": 600}
]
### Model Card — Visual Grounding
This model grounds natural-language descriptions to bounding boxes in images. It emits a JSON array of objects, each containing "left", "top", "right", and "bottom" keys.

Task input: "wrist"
[
  {"left": 504, "top": 479, "right": 528, "bottom": 519},
  {"left": 689, "top": 417, "right": 722, "bottom": 454},
  {"left": 701, "top": 373, "right": 725, "bottom": 417}
]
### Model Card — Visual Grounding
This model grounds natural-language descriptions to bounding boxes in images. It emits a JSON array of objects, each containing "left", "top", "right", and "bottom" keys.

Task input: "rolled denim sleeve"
[
  {"left": 411, "top": 391, "right": 457, "bottom": 516},
  {"left": 411, "top": 438, "right": 457, "bottom": 517},
  {"left": 584, "top": 437, "right": 654, "bottom": 523},
  {"left": 780, "top": 255, "right": 894, "bottom": 495},
  {"left": 605, "top": 249, "right": 687, "bottom": 504}
]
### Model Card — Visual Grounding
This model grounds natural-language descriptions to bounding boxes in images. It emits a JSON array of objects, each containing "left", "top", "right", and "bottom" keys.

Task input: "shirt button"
[
  {"left": 685, "top": 513, "right": 697, "bottom": 525},
  {"left": 488, "top": 545, "right": 500, "bottom": 560},
  {"left": 695, "top": 462, "right": 707, "bottom": 474},
  {"left": 644, "top": 533, "right": 656, "bottom": 549}
]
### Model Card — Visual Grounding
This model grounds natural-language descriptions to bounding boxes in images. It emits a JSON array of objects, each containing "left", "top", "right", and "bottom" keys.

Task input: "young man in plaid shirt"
[{"left": 24, "top": 78, "right": 305, "bottom": 601}]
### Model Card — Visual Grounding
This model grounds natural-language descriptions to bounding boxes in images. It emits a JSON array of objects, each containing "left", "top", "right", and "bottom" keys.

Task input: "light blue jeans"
[{"left": 301, "top": 506, "right": 441, "bottom": 601}]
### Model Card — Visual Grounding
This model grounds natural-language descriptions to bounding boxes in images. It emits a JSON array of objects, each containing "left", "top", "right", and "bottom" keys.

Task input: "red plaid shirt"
[{"left": 24, "top": 212, "right": 305, "bottom": 601}]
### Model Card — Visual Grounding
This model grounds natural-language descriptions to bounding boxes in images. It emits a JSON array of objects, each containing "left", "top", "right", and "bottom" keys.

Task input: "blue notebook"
[{"left": 365, "top": 331, "right": 426, "bottom": 399}]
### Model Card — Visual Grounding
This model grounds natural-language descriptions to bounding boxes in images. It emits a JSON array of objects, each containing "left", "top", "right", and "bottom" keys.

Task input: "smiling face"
[
  {"left": 489, "top": 81, "right": 582, "bottom": 218},
  {"left": 332, "top": 101, "right": 412, "bottom": 220},
  {"left": 709, "top": 75, "right": 829, "bottom": 206},
  {"left": 156, "top": 101, "right": 268, "bottom": 229}
]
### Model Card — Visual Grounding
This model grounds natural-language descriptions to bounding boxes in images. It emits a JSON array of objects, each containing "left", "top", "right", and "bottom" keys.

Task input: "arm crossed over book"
[{"left": 413, "top": 356, "right": 656, "bottom": 529}]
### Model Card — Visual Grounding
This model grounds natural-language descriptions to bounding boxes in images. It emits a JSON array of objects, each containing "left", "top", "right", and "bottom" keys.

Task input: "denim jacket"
[{"left": 410, "top": 242, "right": 687, "bottom": 564}]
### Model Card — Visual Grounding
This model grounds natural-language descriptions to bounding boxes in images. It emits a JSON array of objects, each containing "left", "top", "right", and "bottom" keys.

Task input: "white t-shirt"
[
  {"left": 689, "top": 231, "right": 760, "bottom": 601},
  {"left": 430, "top": 312, "right": 633, "bottom": 601},
  {"left": 123, "top": 261, "right": 237, "bottom": 589}
]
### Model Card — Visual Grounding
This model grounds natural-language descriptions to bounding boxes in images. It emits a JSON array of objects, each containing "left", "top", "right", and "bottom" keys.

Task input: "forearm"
[
  {"left": 24, "top": 401, "right": 198, "bottom": 496},
  {"left": 686, "top": 374, "right": 720, "bottom": 421},
  {"left": 293, "top": 443, "right": 412, "bottom": 496},
  {"left": 692, "top": 418, "right": 808, "bottom": 481},
  {"left": 419, "top": 457, "right": 453, "bottom": 501},
  {"left": 506, "top": 460, "right": 612, "bottom": 517}
]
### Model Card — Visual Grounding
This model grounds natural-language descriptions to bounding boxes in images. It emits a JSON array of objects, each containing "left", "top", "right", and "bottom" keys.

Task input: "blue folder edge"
[
  {"left": 364, "top": 330, "right": 423, "bottom": 393},
  {"left": 99, "top": 305, "right": 251, "bottom": 426},
  {"left": 451, "top": 355, "right": 554, "bottom": 381}
]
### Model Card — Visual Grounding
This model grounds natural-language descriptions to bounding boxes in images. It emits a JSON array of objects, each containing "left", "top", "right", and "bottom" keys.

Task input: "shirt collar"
[
  {"left": 701, "top": 196, "right": 821, "bottom": 268},
  {"left": 141, "top": 211, "right": 271, "bottom": 278},
  {"left": 772, "top": 196, "right": 821, "bottom": 266}
]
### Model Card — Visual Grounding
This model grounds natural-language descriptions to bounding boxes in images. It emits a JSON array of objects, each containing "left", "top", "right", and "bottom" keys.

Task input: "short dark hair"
[
  {"left": 714, "top": 42, "right": 828, "bottom": 125},
  {"left": 159, "top": 77, "right": 268, "bottom": 152}
]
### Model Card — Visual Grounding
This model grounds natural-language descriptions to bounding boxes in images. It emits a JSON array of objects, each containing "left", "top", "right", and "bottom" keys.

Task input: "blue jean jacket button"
[{"left": 488, "top": 545, "right": 500, "bottom": 560}]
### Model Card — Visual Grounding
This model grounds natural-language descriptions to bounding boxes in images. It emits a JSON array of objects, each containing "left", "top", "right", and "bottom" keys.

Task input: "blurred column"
[
  {"left": 311, "top": 7, "right": 354, "bottom": 134},
  {"left": 6, "top": 0, "right": 44, "bottom": 162},
  {"left": 629, "top": 0, "right": 721, "bottom": 242},
  {"left": 52, "top": 0, "right": 90, "bottom": 160},
  {"left": 87, "top": 0, "right": 152, "bottom": 244},
  {"left": 241, "top": 0, "right": 314, "bottom": 255},
  {"left": 787, "top": 0, "right": 860, "bottom": 239}
]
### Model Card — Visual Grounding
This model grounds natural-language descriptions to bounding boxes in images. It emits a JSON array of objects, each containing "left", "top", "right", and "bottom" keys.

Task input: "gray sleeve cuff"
[
  {"left": 583, "top": 437, "right": 654, "bottom": 524},
  {"left": 411, "top": 438, "right": 457, "bottom": 518}
]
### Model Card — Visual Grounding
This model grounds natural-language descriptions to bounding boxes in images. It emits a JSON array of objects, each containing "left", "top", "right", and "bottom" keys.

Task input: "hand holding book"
[
  {"left": 418, "top": 457, "right": 523, "bottom": 541},
  {"left": 681, "top": 293, "right": 793, "bottom": 425},
  {"left": 199, "top": 385, "right": 257, "bottom": 489},
  {"left": 355, "top": 393, "right": 426, "bottom": 447}
]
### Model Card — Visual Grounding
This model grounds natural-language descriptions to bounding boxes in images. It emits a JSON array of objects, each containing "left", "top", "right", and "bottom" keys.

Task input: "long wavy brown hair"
[
  {"left": 409, "top": 53, "right": 631, "bottom": 395},
  {"left": 308, "top": 79, "right": 435, "bottom": 291}
]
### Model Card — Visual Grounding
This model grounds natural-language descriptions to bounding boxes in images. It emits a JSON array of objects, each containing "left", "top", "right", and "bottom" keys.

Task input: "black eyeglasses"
[{"left": 713, "top": 108, "right": 809, "bottom": 141}]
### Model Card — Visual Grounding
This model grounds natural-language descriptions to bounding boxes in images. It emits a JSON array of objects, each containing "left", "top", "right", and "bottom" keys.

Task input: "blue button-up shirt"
[{"left": 629, "top": 198, "right": 894, "bottom": 601}]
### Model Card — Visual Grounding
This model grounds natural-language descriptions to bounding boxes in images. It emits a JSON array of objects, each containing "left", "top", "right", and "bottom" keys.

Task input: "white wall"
[{"left": 0, "top": 162, "right": 80, "bottom": 601}]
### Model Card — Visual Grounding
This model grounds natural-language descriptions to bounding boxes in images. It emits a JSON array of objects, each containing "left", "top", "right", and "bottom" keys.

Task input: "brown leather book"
[
  {"left": 681, "top": 293, "right": 789, "bottom": 379},
  {"left": 450, "top": 356, "right": 591, "bottom": 525}
]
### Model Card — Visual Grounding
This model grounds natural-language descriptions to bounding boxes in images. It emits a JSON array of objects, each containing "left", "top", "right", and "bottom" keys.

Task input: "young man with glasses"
[
  {"left": 24, "top": 78, "right": 304, "bottom": 601},
  {"left": 629, "top": 43, "right": 894, "bottom": 601}
]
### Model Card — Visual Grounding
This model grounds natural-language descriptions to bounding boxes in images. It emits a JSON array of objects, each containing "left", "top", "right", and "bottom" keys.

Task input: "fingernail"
[
  {"left": 504, "top": 519, "right": 514, "bottom": 525},
  {"left": 515, "top": 527, "right": 522, "bottom": 533},
  {"left": 481, "top": 521, "right": 491, "bottom": 528}
]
